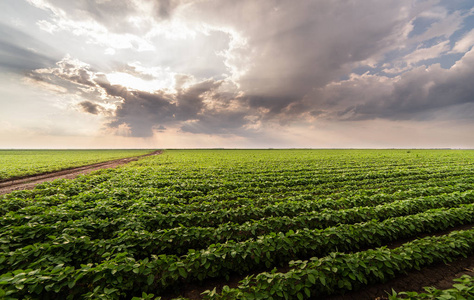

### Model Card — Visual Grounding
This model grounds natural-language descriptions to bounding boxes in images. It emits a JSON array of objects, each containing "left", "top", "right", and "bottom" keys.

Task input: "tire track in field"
[{"left": 0, "top": 150, "right": 163, "bottom": 195}]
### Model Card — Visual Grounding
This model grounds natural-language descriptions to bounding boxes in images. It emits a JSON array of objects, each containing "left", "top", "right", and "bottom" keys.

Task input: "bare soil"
[{"left": 0, "top": 150, "right": 162, "bottom": 195}]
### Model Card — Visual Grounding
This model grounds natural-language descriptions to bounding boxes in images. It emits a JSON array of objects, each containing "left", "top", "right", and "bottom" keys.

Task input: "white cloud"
[
  {"left": 452, "top": 29, "right": 474, "bottom": 53},
  {"left": 409, "top": 8, "right": 464, "bottom": 43},
  {"left": 29, "top": 0, "right": 155, "bottom": 51},
  {"left": 104, "top": 48, "right": 116, "bottom": 55},
  {"left": 403, "top": 40, "right": 450, "bottom": 65},
  {"left": 36, "top": 20, "right": 58, "bottom": 33}
]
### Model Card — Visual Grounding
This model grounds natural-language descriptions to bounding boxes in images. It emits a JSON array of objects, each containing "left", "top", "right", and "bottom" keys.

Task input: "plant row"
[
  {"left": 1, "top": 204, "right": 474, "bottom": 299},
  {"left": 3, "top": 182, "right": 473, "bottom": 236},
  {"left": 204, "top": 230, "right": 474, "bottom": 299},
  {"left": 2, "top": 190, "right": 473, "bottom": 253},
  {"left": 1, "top": 189, "right": 474, "bottom": 263},
  {"left": 3, "top": 174, "right": 472, "bottom": 219}
]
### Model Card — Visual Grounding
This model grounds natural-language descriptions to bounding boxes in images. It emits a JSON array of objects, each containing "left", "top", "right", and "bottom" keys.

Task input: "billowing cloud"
[
  {"left": 102, "top": 77, "right": 250, "bottom": 137},
  {"left": 2, "top": 0, "right": 474, "bottom": 147},
  {"left": 27, "top": 56, "right": 250, "bottom": 137},
  {"left": 309, "top": 48, "right": 474, "bottom": 121}
]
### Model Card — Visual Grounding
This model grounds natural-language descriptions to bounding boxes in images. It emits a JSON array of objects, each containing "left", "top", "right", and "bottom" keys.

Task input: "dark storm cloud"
[
  {"left": 0, "top": 23, "right": 58, "bottom": 72},
  {"left": 95, "top": 75, "right": 249, "bottom": 137},
  {"left": 200, "top": 1, "right": 412, "bottom": 89},
  {"left": 106, "top": 90, "right": 175, "bottom": 137},
  {"left": 78, "top": 100, "right": 104, "bottom": 114},
  {"left": 180, "top": 0, "right": 473, "bottom": 126}
]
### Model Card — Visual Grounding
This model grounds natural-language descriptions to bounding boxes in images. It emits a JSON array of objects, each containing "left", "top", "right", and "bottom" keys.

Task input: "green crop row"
[
  {"left": 2, "top": 189, "right": 473, "bottom": 254},
  {"left": 1, "top": 189, "right": 473, "bottom": 265},
  {"left": 205, "top": 230, "right": 474, "bottom": 299},
  {"left": 1, "top": 204, "right": 474, "bottom": 299},
  {"left": 2, "top": 180, "right": 472, "bottom": 234},
  {"left": 3, "top": 156, "right": 470, "bottom": 205},
  {"left": 1, "top": 149, "right": 473, "bottom": 299}
]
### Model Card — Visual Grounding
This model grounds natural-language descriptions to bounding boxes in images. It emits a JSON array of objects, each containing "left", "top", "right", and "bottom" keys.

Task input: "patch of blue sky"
[
  {"left": 446, "top": 15, "right": 474, "bottom": 51},
  {"left": 408, "top": 16, "right": 437, "bottom": 39},
  {"left": 419, "top": 37, "right": 447, "bottom": 48},
  {"left": 439, "top": 0, "right": 474, "bottom": 14},
  {"left": 411, "top": 52, "right": 464, "bottom": 69}
]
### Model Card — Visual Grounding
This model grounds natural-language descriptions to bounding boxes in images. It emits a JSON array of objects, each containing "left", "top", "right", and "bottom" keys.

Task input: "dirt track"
[{"left": 0, "top": 150, "right": 162, "bottom": 195}]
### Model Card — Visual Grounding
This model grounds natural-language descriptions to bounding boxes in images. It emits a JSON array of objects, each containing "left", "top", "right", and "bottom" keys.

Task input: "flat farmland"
[
  {"left": 0, "top": 150, "right": 154, "bottom": 181},
  {"left": 0, "top": 149, "right": 473, "bottom": 299}
]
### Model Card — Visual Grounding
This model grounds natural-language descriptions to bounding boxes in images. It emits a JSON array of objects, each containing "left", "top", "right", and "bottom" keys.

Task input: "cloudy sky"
[{"left": 1, "top": 0, "right": 473, "bottom": 148}]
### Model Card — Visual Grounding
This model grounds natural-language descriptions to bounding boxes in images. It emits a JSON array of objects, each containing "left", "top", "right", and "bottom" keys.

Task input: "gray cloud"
[
  {"left": 154, "top": 0, "right": 182, "bottom": 19},
  {"left": 93, "top": 75, "right": 250, "bottom": 137},
  {"left": 211, "top": 2, "right": 409, "bottom": 81},
  {"left": 78, "top": 100, "right": 103, "bottom": 114},
  {"left": 18, "top": 0, "right": 474, "bottom": 140},
  {"left": 180, "top": 110, "right": 251, "bottom": 135},
  {"left": 0, "top": 23, "right": 58, "bottom": 72},
  {"left": 54, "top": 59, "right": 96, "bottom": 87},
  {"left": 310, "top": 49, "right": 474, "bottom": 122},
  {"left": 178, "top": 0, "right": 474, "bottom": 127},
  {"left": 25, "top": 56, "right": 101, "bottom": 99}
]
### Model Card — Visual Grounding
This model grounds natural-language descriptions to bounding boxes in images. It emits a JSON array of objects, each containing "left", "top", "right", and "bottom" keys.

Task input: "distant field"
[
  {"left": 0, "top": 149, "right": 153, "bottom": 180},
  {"left": 1, "top": 149, "right": 474, "bottom": 299}
]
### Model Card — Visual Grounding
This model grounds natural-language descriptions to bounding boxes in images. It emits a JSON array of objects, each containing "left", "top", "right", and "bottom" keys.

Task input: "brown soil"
[{"left": 0, "top": 150, "right": 162, "bottom": 195}]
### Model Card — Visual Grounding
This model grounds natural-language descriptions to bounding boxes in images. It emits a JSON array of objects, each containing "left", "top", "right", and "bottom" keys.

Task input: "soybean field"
[{"left": 1, "top": 149, "right": 474, "bottom": 299}]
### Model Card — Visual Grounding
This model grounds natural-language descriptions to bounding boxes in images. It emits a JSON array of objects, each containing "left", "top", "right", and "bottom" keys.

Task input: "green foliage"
[
  {"left": 207, "top": 230, "right": 474, "bottom": 299},
  {"left": 0, "top": 149, "right": 473, "bottom": 299}
]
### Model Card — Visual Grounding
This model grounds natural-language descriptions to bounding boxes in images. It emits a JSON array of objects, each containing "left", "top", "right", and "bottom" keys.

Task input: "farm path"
[{"left": 0, "top": 150, "right": 162, "bottom": 195}]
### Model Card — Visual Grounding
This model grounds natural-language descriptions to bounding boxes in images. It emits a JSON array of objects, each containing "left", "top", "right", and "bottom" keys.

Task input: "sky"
[{"left": 1, "top": 0, "right": 473, "bottom": 149}]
